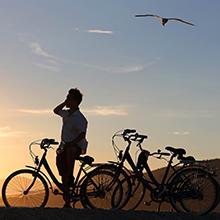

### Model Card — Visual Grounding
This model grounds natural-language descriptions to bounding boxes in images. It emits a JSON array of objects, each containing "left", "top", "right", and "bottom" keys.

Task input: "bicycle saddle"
[
  {"left": 77, "top": 156, "right": 94, "bottom": 165},
  {"left": 165, "top": 146, "right": 186, "bottom": 156},
  {"left": 179, "top": 155, "right": 195, "bottom": 164}
]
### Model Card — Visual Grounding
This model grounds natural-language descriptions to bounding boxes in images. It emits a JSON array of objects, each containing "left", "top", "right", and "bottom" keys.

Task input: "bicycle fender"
[{"left": 167, "top": 166, "right": 215, "bottom": 185}]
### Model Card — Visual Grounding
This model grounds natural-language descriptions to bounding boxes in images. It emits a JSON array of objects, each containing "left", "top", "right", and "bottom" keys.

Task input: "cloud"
[
  {"left": 0, "top": 126, "right": 10, "bottom": 131},
  {"left": 18, "top": 34, "right": 61, "bottom": 72},
  {"left": 29, "top": 42, "right": 55, "bottom": 59},
  {"left": 171, "top": 131, "right": 190, "bottom": 136},
  {"left": 34, "top": 63, "right": 60, "bottom": 72},
  {"left": 65, "top": 62, "right": 146, "bottom": 74},
  {"left": 13, "top": 106, "right": 128, "bottom": 117},
  {"left": 83, "top": 106, "right": 128, "bottom": 116},
  {"left": 28, "top": 41, "right": 60, "bottom": 72},
  {"left": 74, "top": 27, "right": 113, "bottom": 35},
  {"left": 101, "top": 60, "right": 157, "bottom": 74},
  {"left": 47, "top": 59, "right": 58, "bottom": 65},
  {"left": 87, "top": 29, "right": 113, "bottom": 34},
  {"left": 14, "top": 109, "right": 52, "bottom": 115},
  {"left": 66, "top": 59, "right": 156, "bottom": 74},
  {"left": 0, "top": 126, "right": 27, "bottom": 137},
  {"left": 154, "top": 109, "right": 214, "bottom": 119},
  {"left": 107, "top": 65, "right": 145, "bottom": 73}
]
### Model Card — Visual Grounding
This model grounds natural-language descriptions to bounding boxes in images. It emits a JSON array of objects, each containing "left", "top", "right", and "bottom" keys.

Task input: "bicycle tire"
[
  {"left": 169, "top": 167, "right": 219, "bottom": 215},
  {"left": 92, "top": 163, "right": 132, "bottom": 209},
  {"left": 168, "top": 168, "right": 193, "bottom": 213},
  {"left": 180, "top": 170, "right": 219, "bottom": 214},
  {"left": 80, "top": 169, "right": 123, "bottom": 209},
  {"left": 2, "top": 169, "right": 49, "bottom": 207},
  {"left": 168, "top": 164, "right": 207, "bottom": 213},
  {"left": 121, "top": 174, "right": 146, "bottom": 210}
]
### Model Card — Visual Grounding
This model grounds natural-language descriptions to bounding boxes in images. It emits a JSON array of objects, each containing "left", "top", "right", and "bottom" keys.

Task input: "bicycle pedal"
[
  {"left": 54, "top": 189, "right": 60, "bottom": 195},
  {"left": 70, "top": 195, "right": 80, "bottom": 201},
  {"left": 144, "top": 201, "right": 152, "bottom": 206}
]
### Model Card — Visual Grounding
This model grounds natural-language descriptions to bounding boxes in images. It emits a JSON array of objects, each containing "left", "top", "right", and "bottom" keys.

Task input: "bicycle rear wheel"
[
  {"left": 2, "top": 169, "right": 49, "bottom": 207},
  {"left": 169, "top": 168, "right": 219, "bottom": 215},
  {"left": 80, "top": 169, "right": 123, "bottom": 209}
]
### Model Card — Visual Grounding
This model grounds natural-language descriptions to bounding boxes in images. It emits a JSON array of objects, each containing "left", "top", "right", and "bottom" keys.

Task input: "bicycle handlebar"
[
  {"left": 131, "top": 134, "right": 148, "bottom": 141},
  {"left": 122, "top": 129, "right": 136, "bottom": 136},
  {"left": 121, "top": 129, "right": 148, "bottom": 143},
  {"left": 40, "top": 138, "right": 59, "bottom": 149},
  {"left": 28, "top": 138, "right": 59, "bottom": 165}
]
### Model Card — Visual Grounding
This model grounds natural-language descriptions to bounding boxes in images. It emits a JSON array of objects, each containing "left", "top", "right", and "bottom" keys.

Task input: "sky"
[{"left": 0, "top": 0, "right": 220, "bottom": 179}]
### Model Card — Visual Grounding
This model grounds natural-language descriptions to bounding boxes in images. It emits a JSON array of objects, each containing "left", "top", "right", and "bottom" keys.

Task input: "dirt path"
[{"left": 0, "top": 208, "right": 219, "bottom": 220}]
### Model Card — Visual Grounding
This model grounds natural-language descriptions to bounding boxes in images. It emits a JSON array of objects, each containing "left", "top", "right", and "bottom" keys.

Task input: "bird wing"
[
  {"left": 135, "top": 14, "right": 162, "bottom": 19},
  {"left": 167, "top": 18, "right": 195, "bottom": 26}
]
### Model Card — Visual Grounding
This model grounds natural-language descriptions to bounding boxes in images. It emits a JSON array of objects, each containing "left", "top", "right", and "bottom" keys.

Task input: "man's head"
[{"left": 66, "top": 88, "right": 83, "bottom": 108}]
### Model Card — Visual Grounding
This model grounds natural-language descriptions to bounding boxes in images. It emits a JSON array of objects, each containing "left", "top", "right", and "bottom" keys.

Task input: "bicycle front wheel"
[
  {"left": 2, "top": 169, "right": 49, "bottom": 207},
  {"left": 80, "top": 169, "right": 123, "bottom": 209},
  {"left": 122, "top": 175, "right": 146, "bottom": 210},
  {"left": 93, "top": 163, "right": 132, "bottom": 209}
]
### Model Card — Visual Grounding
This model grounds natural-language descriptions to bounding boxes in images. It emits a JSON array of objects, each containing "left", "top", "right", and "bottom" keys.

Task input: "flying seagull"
[{"left": 135, "top": 14, "right": 195, "bottom": 26}]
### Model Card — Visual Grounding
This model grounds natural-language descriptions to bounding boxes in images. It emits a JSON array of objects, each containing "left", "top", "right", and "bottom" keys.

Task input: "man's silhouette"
[{"left": 53, "top": 88, "right": 88, "bottom": 208}]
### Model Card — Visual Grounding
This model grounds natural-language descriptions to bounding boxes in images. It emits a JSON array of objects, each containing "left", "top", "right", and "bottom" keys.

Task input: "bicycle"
[
  {"left": 80, "top": 129, "right": 138, "bottom": 210},
  {"left": 93, "top": 129, "right": 219, "bottom": 215},
  {"left": 1, "top": 138, "right": 122, "bottom": 209}
]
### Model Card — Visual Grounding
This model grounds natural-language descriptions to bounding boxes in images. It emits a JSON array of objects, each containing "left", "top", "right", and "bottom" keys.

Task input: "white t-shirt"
[{"left": 58, "top": 109, "right": 88, "bottom": 154}]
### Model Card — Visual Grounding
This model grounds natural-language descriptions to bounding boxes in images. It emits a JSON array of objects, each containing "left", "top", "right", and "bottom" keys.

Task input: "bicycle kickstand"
[
  {"left": 72, "top": 201, "right": 77, "bottom": 208},
  {"left": 144, "top": 199, "right": 152, "bottom": 206},
  {"left": 157, "top": 202, "right": 162, "bottom": 213}
]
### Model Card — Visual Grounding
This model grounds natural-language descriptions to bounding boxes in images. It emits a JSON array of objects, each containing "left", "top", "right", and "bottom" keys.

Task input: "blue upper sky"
[{"left": 0, "top": 0, "right": 220, "bottom": 174}]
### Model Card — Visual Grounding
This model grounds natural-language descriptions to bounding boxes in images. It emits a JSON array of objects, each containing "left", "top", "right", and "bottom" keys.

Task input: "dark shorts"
[{"left": 56, "top": 143, "right": 81, "bottom": 176}]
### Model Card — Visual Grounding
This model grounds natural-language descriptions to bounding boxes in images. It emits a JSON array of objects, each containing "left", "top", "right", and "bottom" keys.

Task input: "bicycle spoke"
[
  {"left": 2, "top": 169, "right": 49, "bottom": 207},
  {"left": 81, "top": 170, "right": 123, "bottom": 209}
]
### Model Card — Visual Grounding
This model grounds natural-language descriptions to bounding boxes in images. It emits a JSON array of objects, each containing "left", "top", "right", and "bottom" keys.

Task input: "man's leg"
[{"left": 62, "top": 145, "right": 81, "bottom": 207}]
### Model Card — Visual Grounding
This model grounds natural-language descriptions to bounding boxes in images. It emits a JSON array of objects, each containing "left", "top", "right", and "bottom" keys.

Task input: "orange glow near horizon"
[{"left": 0, "top": 132, "right": 166, "bottom": 181}]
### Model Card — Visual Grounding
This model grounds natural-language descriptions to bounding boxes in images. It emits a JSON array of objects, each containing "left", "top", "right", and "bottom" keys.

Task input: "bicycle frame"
[
  {"left": 25, "top": 147, "right": 96, "bottom": 196},
  {"left": 3, "top": 138, "right": 122, "bottom": 209},
  {"left": 26, "top": 149, "right": 62, "bottom": 192},
  {"left": 114, "top": 136, "right": 217, "bottom": 204},
  {"left": 114, "top": 139, "right": 180, "bottom": 192}
]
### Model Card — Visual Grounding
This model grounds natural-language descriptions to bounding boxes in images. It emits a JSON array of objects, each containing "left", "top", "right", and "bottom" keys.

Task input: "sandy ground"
[{"left": 0, "top": 208, "right": 219, "bottom": 220}]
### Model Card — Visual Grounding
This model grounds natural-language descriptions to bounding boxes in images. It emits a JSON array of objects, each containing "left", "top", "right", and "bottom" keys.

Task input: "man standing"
[{"left": 53, "top": 88, "right": 88, "bottom": 208}]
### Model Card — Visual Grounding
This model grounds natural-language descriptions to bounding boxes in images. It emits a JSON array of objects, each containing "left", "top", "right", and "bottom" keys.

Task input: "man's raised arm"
[{"left": 53, "top": 101, "right": 66, "bottom": 115}]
